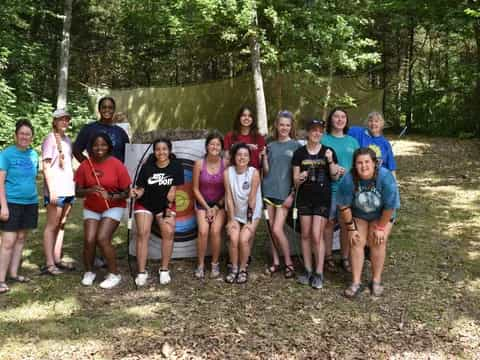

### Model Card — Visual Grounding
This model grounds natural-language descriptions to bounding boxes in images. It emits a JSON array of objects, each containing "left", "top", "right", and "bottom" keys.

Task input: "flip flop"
[
  {"left": 0, "top": 282, "right": 9, "bottom": 294},
  {"left": 8, "top": 275, "right": 31, "bottom": 283}
]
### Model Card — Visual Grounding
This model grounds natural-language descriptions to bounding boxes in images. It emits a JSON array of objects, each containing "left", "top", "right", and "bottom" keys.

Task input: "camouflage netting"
[{"left": 88, "top": 73, "right": 383, "bottom": 141}]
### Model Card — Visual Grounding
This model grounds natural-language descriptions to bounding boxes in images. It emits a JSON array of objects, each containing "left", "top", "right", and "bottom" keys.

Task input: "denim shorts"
[
  {"left": 44, "top": 196, "right": 75, "bottom": 208},
  {"left": 83, "top": 207, "right": 125, "bottom": 222}
]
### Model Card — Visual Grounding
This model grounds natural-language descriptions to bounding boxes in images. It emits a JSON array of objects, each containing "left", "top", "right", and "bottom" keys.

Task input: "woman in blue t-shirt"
[
  {"left": 336, "top": 148, "right": 400, "bottom": 298},
  {"left": 0, "top": 120, "right": 39, "bottom": 294},
  {"left": 348, "top": 112, "right": 396, "bottom": 177}
]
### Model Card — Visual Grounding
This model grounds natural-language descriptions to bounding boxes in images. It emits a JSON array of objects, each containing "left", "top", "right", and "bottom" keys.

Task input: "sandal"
[
  {"left": 55, "top": 260, "right": 75, "bottom": 271},
  {"left": 341, "top": 257, "right": 352, "bottom": 273},
  {"left": 325, "top": 255, "right": 337, "bottom": 273},
  {"left": 0, "top": 282, "right": 9, "bottom": 294},
  {"left": 265, "top": 264, "right": 281, "bottom": 276},
  {"left": 236, "top": 270, "right": 248, "bottom": 284},
  {"left": 343, "top": 283, "right": 363, "bottom": 299},
  {"left": 284, "top": 264, "right": 295, "bottom": 279},
  {"left": 41, "top": 265, "right": 63, "bottom": 276},
  {"left": 194, "top": 266, "right": 205, "bottom": 280},
  {"left": 369, "top": 281, "right": 384, "bottom": 297},
  {"left": 225, "top": 270, "right": 238, "bottom": 284},
  {"left": 8, "top": 275, "right": 30, "bottom": 283}
]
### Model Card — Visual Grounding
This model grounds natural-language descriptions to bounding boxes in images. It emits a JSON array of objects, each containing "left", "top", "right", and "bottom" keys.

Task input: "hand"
[
  {"left": 130, "top": 188, "right": 144, "bottom": 199},
  {"left": 164, "top": 208, "right": 176, "bottom": 218},
  {"left": 206, "top": 207, "right": 216, "bottom": 223},
  {"left": 373, "top": 229, "right": 385, "bottom": 245},
  {"left": 325, "top": 149, "right": 333, "bottom": 163},
  {"left": 49, "top": 192, "right": 58, "bottom": 206},
  {"left": 260, "top": 147, "right": 267, "bottom": 158},
  {"left": 247, "top": 143, "right": 258, "bottom": 151},
  {"left": 349, "top": 230, "right": 361, "bottom": 246},
  {"left": 298, "top": 171, "right": 308, "bottom": 183},
  {"left": 282, "top": 193, "right": 294, "bottom": 209},
  {"left": 338, "top": 166, "right": 346, "bottom": 176},
  {"left": 0, "top": 206, "right": 9, "bottom": 222}
]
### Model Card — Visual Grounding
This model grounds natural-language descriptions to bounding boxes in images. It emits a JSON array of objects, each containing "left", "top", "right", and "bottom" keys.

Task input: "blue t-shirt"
[
  {"left": 336, "top": 167, "right": 400, "bottom": 221},
  {"left": 321, "top": 133, "right": 359, "bottom": 193},
  {"left": 73, "top": 121, "right": 129, "bottom": 163},
  {"left": 0, "top": 145, "right": 39, "bottom": 204},
  {"left": 348, "top": 126, "right": 396, "bottom": 171}
]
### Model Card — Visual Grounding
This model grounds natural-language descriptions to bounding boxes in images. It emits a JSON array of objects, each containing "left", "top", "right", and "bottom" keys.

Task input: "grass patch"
[{"left": 1, "top": 135, "right": 479, "bottom": 359}]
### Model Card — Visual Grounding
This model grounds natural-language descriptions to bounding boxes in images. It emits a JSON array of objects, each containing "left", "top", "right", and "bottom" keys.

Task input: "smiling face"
[
  {"left": 154, "top": 141, "right": 171, "bottom": 164},
  {"left": 15, "top": 125, "right": 33, "bottom": 149},
  {"left": 239, "top": 110, "right": 254, "bottom": 129},
  {"left": 234, "top": 147, "right": 250, "bottom": 168},
  {"left": 367, "top": 115, "right": 384, "bottom": 136},
  {"left": 276, "top": 117, "right": 292, "bottom": 139},
  {"left": 331, "top": 110, "right": 347, "bottom": 132},
  {"left": 206, "top": 137, "right": 222, "bottom": 157},
  {"left": 99, "top": 99, "right": 115, "bottom": 122},
  {"left": 91, "top": 136, "right": 110, "bottom": 160},
  {"left": 307, "top": 125, "right": 324, "bottom": 144},
  {"left": 355, "top": 153, "right": 376, "bottom": 180}
]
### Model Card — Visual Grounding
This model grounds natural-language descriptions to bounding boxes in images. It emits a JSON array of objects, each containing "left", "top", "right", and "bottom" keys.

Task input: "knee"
[
  {"left": 162, "top": 226, "right": 175, "bottom": 240},
  {"left": 16, "top": 234, "right": 26, "bottom": 245},
  {"left": 272, "top": 226, "right": 284, "bottom": 239},
  {"left": 96, "top": 234, "right": 111, "bottom": 247},
  {"left": 311, "top": 235, "right": 322, "bottom": 246},
  {"left": 198, "top": 228, "right": 209, "bottom": 239}
]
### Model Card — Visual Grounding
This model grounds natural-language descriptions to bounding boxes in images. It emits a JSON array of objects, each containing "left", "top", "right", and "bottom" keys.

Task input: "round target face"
[{"left": 151, "top": 158, "right": 197, "bottom": 242}]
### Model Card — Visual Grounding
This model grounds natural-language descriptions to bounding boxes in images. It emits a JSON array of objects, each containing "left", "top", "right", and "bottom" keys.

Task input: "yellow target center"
[{"left": 175, "top": 190, "right": 190, "bottom": 212}]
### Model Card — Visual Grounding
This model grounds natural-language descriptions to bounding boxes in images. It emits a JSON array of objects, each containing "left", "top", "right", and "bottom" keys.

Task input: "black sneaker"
[
  {"left": 296, "top": 270, "right": 312, "bottom": 286},
  {"left": 310, "top": 272, "right": 324, "bottom": 289}
]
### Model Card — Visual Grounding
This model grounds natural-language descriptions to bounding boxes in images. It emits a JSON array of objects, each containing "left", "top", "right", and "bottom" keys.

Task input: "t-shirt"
[
  {"left": 0, "top": 145, "right": 39, "bottom": 204},
  {"left": 262, "top": 139, "right": 301, "bottom": 200},
  {"left": 74, "top": 156, "right": 131, "bottom": 213},
  {"left": 42, "top": 132, "right": 75, "bottom": 197},
  {"left": 291, "top": 145, "right": 337, "bottom": 204},
  {"left": 73, "top": 121, "right": 130, "bottom": 163},
  {"left": 224, "top": 131, "right": 266, "bottom": 169},
  {"left": 136, "top": 159, "right": 184, "bottom": 214},
  {"left": 348, "top": 126, "right": 396, "bottom": 171},
  {"left": 321, "top": 133, "right": 360, "bottom": 193},
  {"left": 336, "top": 167, "right": 400, "bottom": 221}
]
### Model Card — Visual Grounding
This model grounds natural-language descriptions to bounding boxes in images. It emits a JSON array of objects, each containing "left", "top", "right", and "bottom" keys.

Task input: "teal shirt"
[
  {"left": 0, "top": 145, "right": 39, "bottom": 204},
  {"left": 321, "top": 133, "right": 359, "bottom": 193}
]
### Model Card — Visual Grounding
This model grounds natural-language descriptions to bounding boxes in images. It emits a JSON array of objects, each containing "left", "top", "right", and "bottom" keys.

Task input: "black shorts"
[
  {"left": 0, "top": 203, "right": 38, "bottom": 231},
  {"left": 263, "top": 197, "right": 283, "bottom": 208},
  {"left": 297, "top": 193, "right": 330, "bottom": 218}
]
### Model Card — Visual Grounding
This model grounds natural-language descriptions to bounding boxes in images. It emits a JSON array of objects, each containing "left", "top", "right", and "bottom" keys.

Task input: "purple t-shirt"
[{"left": 42, "top": 132, "right": 75, "bottom": 197}]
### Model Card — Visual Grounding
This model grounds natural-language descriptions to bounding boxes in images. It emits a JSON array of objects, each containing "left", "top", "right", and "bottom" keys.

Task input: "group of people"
[{"left": 0, "top": 97, "right": 400, "bottom": 299}]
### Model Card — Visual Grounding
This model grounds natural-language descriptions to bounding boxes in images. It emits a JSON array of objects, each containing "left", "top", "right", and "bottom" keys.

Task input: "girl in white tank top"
[{"left": 224, "top": 143, "right": 262, "bottom": 284}]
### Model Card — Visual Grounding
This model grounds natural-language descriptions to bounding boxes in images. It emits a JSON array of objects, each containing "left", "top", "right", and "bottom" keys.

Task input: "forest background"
[{"left": 1, "top": 0, "right": 479, "bottom": 146}]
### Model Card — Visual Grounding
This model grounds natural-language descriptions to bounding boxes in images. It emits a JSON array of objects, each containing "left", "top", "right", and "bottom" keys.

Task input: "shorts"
[
  {"left": 328, "top": 196, "right": 337, "bottom": 220},
  {"left": 83, "top": 207, "right": 125, "bottom": 222},
  {"left": 0, "top": 203, "right": 38, "bottom": 231},
  {"left": 263, "top": 197, "right": 283, "bottom": 208},
  {"left": 297, "top": 194, "right": 330, "bottom": 218},
  {"left": 195, "top": 200, "right": 219, "bottom": 211},
  {"left": 44, "top": 195, "right": 75, "bottom": 208},
  {"left": 134, "top": 202, "right": 166, "bottom": 216}
]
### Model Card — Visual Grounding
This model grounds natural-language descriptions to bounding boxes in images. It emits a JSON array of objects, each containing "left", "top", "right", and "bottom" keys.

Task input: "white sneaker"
[
  {"left": 99, "top": 273, "right": 122, "bottom": 289},
  {"left": 135, "top": 271, "right": 149, "bottom": 286},
  {"left": 81, "top": 271, "right": 96, "bottom": 286},
  {"left": 159, "top": 269, "right": 171, "bottom": 285}
]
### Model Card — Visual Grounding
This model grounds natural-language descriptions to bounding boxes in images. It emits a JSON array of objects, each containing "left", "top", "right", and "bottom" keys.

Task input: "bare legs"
[
  {"left": 0, "top": 230, "right": 27, "bottom": 282},
  {"left": 195, "top": 209, "right": 225, "bottom": 269},
  {"left": 43, "top": 204, "right": 72, "bottom": 268},
  {"left": 83, "top": 218, "right": 120, "bottom": 274},
  {"left": 266, "top": 205, "right": 294, "bottom": 270},
  {"left": 300, "top": 215, "right": 327, "bottom": 273}
]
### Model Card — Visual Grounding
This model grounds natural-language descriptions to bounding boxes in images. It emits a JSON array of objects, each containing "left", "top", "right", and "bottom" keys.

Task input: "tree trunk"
[
  {"left": 322, "top": 62, "right": 334, "bottom": 120},
  {"left": 56, "top": 0, "right": 73, "bottom": 110},
  {"left": 249, "top": 5, "right": 268, "bottom": 136},
  {"left": 405, "top": 21, "right": 415, "bottom": 130}
]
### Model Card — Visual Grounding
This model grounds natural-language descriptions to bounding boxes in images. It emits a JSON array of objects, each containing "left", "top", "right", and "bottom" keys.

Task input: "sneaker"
[
  {"left": 296, "top": 270, "right": 312, "bottom": 286},
  {"left": 210, "top": 262, "right": 221, "bottom": 279},
  {"left": 81, "top": 271, "right": 96, "bottom": 286},
  {"left": 135, "top": 271, "right": 149, "bottom": 287},
  {"left": 99, "top": 273, "right": 122, "bottom": 289},
  {"left": 310, "top": 272, "right": 324, "bottom": 289},
  {"left": 194, "top": 266, "right": 205, "bottom": 279},
  {"left": 159, "top": 269, "right": 171, "bottom": 285}
]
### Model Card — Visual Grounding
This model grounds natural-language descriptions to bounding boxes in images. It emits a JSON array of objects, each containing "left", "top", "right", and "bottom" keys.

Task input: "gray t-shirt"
[{"left": 262, "top": 139, "right": 301, "bottom": 201}]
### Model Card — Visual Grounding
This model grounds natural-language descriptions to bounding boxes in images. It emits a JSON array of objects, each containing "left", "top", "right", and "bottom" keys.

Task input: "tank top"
[
  {"left": 227, "top": 166, "right": 262, "bottom": 224},
  {"left": 199, "top": 158, "right": 225, "bottom": 203}
]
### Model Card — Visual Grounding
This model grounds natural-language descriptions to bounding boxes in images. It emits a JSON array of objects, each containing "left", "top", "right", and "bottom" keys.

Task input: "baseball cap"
[
  {"left": 306, "top": 118, "right": 325, "bottom": 131},
  {"left": 52, "top": 109, "right": 71, "bottom": 119}
]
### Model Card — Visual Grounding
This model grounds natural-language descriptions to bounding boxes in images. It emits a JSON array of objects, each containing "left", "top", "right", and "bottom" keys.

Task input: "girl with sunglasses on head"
[
  {"left": 261, "top": 111, "right": 300, "bottom": 279},
  {"left": 292, "top": 119, "right": 340, "bottom": 289},
  {"left": 130, "top": 138, "right": 184, "bottom": 286},
  {"left": 192, "top": 132, "right": 226, "bottom": 280},
  {"left": 337, "top": 148, "right": 400, "bottom": 298}
]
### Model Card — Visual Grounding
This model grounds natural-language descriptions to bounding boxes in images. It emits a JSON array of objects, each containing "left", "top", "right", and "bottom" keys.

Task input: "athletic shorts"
[
  {"left": 263, "top": 197, "right": 284, "bottom": 208},
  {"left": 83, "top": 207, "right": 125, "bottom": 222},
  {"left": 195, "top": 200, "right": 219, "bottom": 211},
  {"left": 134, "top": 202, "right": 166, "bottom": 216},
  {"left": 0, "top": 203, "right": 38, "bottom": 231},
  {"left": 44, "top": 195, "right": 75, "bottom": 208}
]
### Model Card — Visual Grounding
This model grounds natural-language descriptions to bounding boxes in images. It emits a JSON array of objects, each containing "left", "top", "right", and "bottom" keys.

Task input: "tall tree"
[{"left": 57, "top": 0, "right": 73, "bottom": 109}]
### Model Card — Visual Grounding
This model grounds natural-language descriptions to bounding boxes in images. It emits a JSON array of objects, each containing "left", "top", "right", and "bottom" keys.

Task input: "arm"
[
  {"left": 192, "top": 160, "right": 210, "bottom": 210},
  {"left": 325, "top": 148, "right": 340, "bottom": 181},
  {"left": 261, "top": 147, "right": 269, "bottom": 176},
  {"left": 0, "top": 171, "right": 9, "bottom": 221},
  {"left": 224, "top": 169, "right": 235, "bottom": 222},
  {"left": 42, "top": 159, "right": 57, "bottom": 204},
  {"left": 248, "top": 169, "right": 260, "bottom": 214},
  {"left": 371, "top": 208, "right": 394, "bottom": 245},
  {"left": 293, "top": 165, "right": 307, "bottom": 188},
  {"left": 339, "top": 206, "right": 361, "bottom": 246},
  {"left": 73, "top": 126, "right": 88, "bottom": 163}
]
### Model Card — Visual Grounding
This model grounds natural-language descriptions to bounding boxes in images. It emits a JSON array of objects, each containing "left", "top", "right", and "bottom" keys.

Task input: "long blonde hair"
[{"left": 52, "top": 121, "right": 65, "bottom": 169}]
